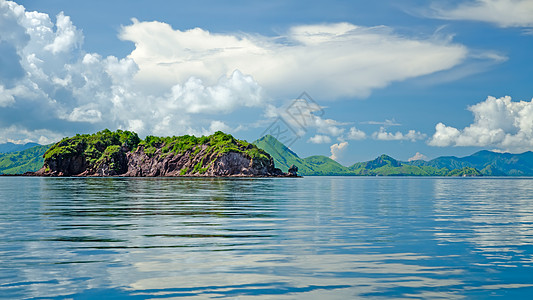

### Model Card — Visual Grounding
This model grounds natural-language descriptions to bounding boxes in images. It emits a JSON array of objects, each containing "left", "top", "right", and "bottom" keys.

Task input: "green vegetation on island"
[
  {"left": 43, "top": 129, "right": 141, "bottom": 173},
  {"left": 2, "top": 132, "right": 533, "bottom": 176},
  {"left": 140, "top": 131, "right": 269, "bottom": 161},
  {"left": 36, "top": 129, "right": 282, "bottom": 177},
  {"left": 42, "top": 129, "right": 268, "bottom": 171}
]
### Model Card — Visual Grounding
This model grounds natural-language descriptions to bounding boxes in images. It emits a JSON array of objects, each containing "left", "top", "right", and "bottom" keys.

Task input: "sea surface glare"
[{"left": 1, "top": 176, "right": 533, "bottom": 299}]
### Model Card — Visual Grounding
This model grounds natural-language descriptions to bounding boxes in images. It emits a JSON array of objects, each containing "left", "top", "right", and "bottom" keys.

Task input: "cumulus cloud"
[
  {"left": 120, "top": 19, "right": 467, "bottom": 99},
  {"left": 43, "top": 12, "right": 82, "bottom": 54},
  {"left": 372, "top": 127, "right": 427, "bottom": 142},
  {"left": 0, "top": 1, "right": 469, "bottom": 144},
  {"left": 408, "top": 152, "right": 428, "bottom": 162},
  {"left": 429, "top": 0, "right": 533, "bottom": 28},
  {"left": 207, "top": 120, "right": 232, "bottom": 134},
  {"left": 308, "top": 134, "right": 332, "bottom": 144},
  {"left": 330, "top": 141, "right": 349, "bottom": 161},
  {"left": 64, "top": 106, "right": 102, "bottom": 123},
  {"left": 345, "top": 127, "right": 367, "bottom": 140},
  {"left": 166, "top": 70, "right": 264, "bottom": 114},
  {"left": 314, "top": 118, "right": 346, "bottom": 136},
  {"left": 0, "top": 1, "right": 265, "bottom": 143},
  {"left": 0, "top": 125, "right": 63, "bottom": 144},
  {"left": 429, "top": 96, "right": 533, "bottom": 152}
]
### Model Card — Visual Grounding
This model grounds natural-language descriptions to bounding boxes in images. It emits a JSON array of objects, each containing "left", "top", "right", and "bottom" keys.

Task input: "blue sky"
[{"left": 1, "top": 0, "right": 532, "bottom": 164}]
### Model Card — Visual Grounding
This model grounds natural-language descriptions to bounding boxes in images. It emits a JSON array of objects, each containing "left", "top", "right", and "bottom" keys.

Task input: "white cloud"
[
  {"left": 429, "top": 0, "right": 533, "bottom": 28},
  {"left": 64, "top": 106, "right": 102, "bottom": 123},
  {"left": 345, "top": 127, "right": 367, "bottom": 140},
  {"left": 405, "top": 130, "right": 428, "bottom": 141},
  {"left": 0, "top": 1, "right": 266, "bottom": 143},
  {"left": 372, "top": 127, "right": 427, "bottom": 142},
  {"left": 266, "top": 99, "right": 368, "bottom": 144},
  {"left": 428, "top": 123, "right": 461, "bottom": 147},
  {"left": 315, "top": 118, "right": 346, "bottom": 136},
  {"left": 208, "top": 120, "right": 232, "bottom": 133},
  {"left": 0, "top": 85, "right": 15, "bottom": 107},
  {"left": 0, "top": 125, "right": 63, "bottom": 144},
  {"left": 408, "top": 152, "right": 428, "bottom": 162},
  {"left": 120, "top": 19, "right": 467, "bottom": 99},
  {"left": 330, "top": 141, "right": 349, "bottom": 161},
  {"left": 429, "top": 96, "right": 533, "bottom": 152},
  {"left": 166, "top": 70, "right": 264, "bottom": 114},
  {"left": 265, "top": 98, "right": 346, "bottom": 138},
  {"left": 43, "top": 12, "right": 82, "bottom": 54},
  {"left": 308, "top": 135, "right": 332, "bottom": 144},
  {"left": 0, "top": 1, "right": 470, "bottom": 144},
  {"left": 360, "top": 119, "right": 401, "bottom": 126}
]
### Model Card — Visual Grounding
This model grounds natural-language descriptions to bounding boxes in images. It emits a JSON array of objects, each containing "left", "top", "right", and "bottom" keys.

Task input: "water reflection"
[
  {"left": 433, "top": 178, "right": 533, "bottom": 268},
  {"left": 1, "top": 177, "right": 533, "bottom": 298}
]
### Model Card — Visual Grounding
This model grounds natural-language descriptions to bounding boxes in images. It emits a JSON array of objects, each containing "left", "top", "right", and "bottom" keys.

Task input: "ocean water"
[{"left": 1, "top": 176, "right": 533, "bottom": 299}]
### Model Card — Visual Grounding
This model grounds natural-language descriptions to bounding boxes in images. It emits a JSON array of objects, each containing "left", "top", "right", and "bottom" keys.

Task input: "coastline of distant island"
[
  {"left": 2, "top": 131, "right": 533, "bottom": 177},
  {"left": 252, "top": 135, "right": 533, "bottom": 177},
  {"left": 2, "top": 130, "right": 296, "bottom": 177}
]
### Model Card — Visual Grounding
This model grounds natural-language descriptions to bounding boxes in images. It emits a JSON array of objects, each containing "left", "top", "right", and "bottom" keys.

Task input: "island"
[
  {"left": 4, "top": 132, "right": 533, "bottom": 177},
  {"left": 29, "top": 130, "right": 296, "bottom": 177}
]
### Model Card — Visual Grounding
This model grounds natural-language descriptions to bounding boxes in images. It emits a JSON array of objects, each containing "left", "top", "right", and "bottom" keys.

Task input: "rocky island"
[{"left": 32, "top": 130, "right": 295, "bottom": 177}]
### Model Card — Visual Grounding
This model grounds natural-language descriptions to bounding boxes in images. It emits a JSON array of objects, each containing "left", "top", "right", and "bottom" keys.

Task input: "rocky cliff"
[{"left": 33, "top": 130, "right": 293, "bottom": 177}]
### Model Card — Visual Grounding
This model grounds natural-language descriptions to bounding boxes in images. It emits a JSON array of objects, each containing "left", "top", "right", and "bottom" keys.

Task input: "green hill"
[
  {"left": 407, "top": 150, "right": 533, "bottom": 176},
  {"left": 303, "top": 155, "right": 351, "bottom": 175},
  {"left": 3, "top": 134, "right": 533, "bottom": 176},
  {"left": 0, "top": 144, "right": 52, "bottom": 174},
  {"left": 253, "top": 135, "right": 352, "bottom": 175},
  {"left": 252, "top": 135, "right": 302, "bottom": 172},
  {"left": 348, "top": 154, "right": 450, "bottom": 176},
  {"left": 254, "top": 135, "right": 474, "bottom": 176}
]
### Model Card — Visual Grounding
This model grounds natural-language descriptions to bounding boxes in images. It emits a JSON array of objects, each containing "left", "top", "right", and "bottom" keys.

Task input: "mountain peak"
[
  {"left": 254, "top": 135, "right": 300, "bottom": 158},
  {"left": 366, "top": 154, "right": 402, "bottom": 169}
]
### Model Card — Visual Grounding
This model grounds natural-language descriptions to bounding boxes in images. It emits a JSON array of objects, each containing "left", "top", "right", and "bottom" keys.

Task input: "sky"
[{"left": 0, "top": 0, "right": 532, "bottom": 164}]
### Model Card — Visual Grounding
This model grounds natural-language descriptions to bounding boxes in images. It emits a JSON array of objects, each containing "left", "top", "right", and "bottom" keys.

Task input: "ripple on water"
[{"left": 1, "top": 177, "right": 533, "bottom": 298}]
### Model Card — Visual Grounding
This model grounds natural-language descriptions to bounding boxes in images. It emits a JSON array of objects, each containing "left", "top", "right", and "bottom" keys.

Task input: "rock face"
[
  {"left": 34, "top": 130, "right": 295, "bottom": 177},
  {"left": 120, "top": 145, "right": 285, "bottom": 177},
  {"left": 288, "top": 164, "right": 298, "bottom": 176}
]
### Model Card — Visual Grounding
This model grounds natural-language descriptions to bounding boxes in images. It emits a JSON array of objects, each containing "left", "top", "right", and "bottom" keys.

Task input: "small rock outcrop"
[
  {"left": 33, "top": 129, "right": 297, "bottom": 177},
  {"left": 288, "top": 164, "right": 298, "bottom": 176}
]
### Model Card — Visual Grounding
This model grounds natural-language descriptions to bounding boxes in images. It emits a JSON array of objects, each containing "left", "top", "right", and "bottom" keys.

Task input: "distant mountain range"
[
  {"left": 0, "top": 142, "right": 40, "bottom": 154},
  {"left": 0, "top": 144, "right": 50, "bottom": 174},
  {"left": 254, "top": 135, "right": 533, "bottom": 176},
  {"left": 408, "top": 150, "right": 533, "bottom": 176},
  {"left": 2, "top": 134, "right": 533, "bottom": 176}
]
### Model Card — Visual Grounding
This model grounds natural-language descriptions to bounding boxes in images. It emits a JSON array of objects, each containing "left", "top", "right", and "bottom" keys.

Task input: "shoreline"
[{"left": 0, "top": 173, "right": 302, "bottom": 178}]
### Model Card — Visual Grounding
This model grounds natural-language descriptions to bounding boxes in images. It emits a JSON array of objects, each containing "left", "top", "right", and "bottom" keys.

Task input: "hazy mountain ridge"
[
  {"left": 254, "top": 135, "right": 530, "bottom": 176},
  {"left": 0, "top": 142, "right": 40, "bottom": 154},
  {"left": 0, "top": 145, "right": 51, "bottom": 174},
  {"left": 407, "top": 150, "right": 533, "bottom": 176}
]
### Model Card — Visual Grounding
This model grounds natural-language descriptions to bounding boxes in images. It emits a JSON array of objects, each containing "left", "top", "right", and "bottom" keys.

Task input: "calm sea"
[{"left": 1, "top": 177, "right": 533, "bottom": 299}]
